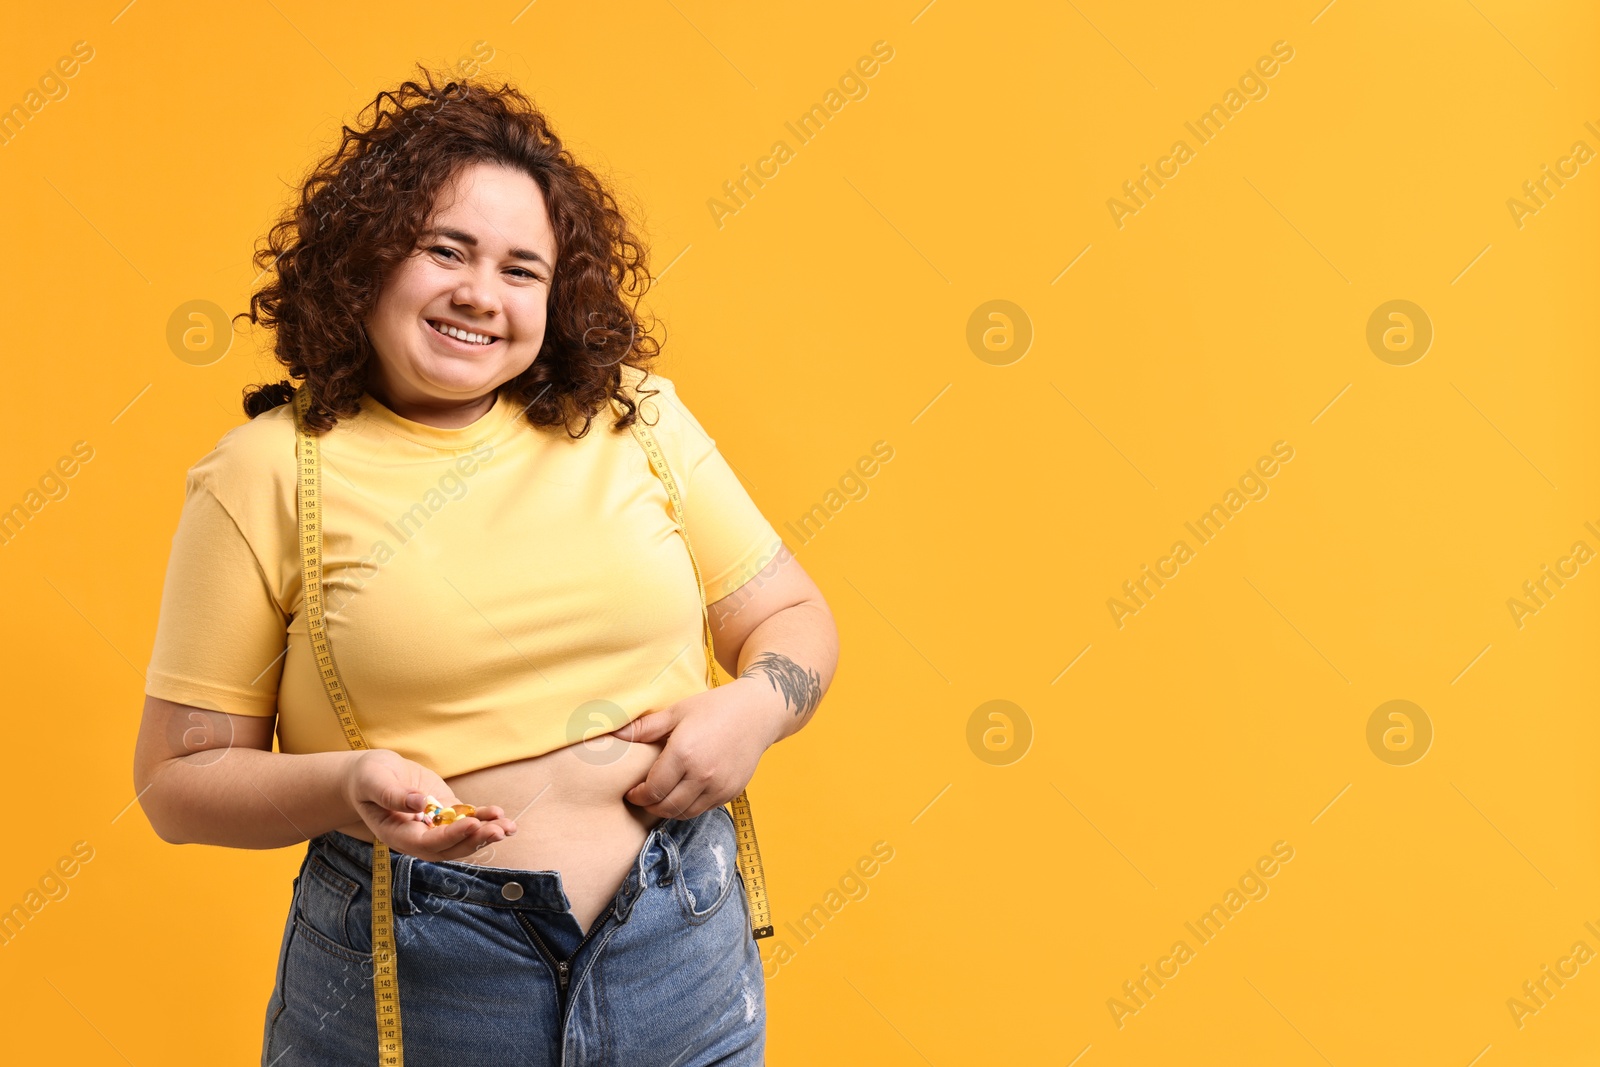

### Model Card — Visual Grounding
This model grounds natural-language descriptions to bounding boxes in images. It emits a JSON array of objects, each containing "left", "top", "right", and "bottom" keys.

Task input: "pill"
[{"left": 408, "top": 796, "right": 479, "bottom": 826}]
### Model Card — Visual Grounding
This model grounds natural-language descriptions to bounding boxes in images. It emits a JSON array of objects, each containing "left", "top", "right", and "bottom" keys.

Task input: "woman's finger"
[
  {"left": 437, "top": 824, "right": 506, "bottom": 862},
  {"left": 649, "top": 781, "right": 706, "bottom": 822},
  {"left": 421, "top": 816, "right": 499, "bottom": 859}
]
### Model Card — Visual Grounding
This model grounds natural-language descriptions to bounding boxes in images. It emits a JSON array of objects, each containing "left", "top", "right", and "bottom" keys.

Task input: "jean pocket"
[
  {"left": 294, "top": 853, "right": 371, "bottom": 957},
  {"left": 674, "top": 808, "right": 740, "bottom": 925},
  {"left": 291, "top": 913, "right": 374, "bottom": 966}
]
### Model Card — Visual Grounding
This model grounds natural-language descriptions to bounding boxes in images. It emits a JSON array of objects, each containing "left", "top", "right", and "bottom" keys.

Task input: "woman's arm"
[
  {"left": 708, "top": 545, "right": 840, "bottom": 749},
  {"left": 132, "top": 694, "right": 365, "bottom": 849},
  {"left": 134, "top": 694, "right": 518, "bottom": 858},
  {"left": 614, "top": 547, "right": 838, "bottom": 818}
]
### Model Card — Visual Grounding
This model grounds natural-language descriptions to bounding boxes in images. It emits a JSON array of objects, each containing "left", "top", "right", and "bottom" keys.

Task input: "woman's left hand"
[{"left": 608, "top": 678, "right": 779, "bottom": 820}]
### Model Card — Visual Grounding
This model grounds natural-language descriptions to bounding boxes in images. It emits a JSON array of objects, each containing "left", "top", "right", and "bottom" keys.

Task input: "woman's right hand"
[{"left": 343, "top": 749, "right": 518, "bottom": 861}]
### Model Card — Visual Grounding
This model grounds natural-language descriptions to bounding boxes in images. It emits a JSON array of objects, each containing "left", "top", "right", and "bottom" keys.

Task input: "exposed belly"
[{"left": 334, "top": 736, "right": 669, "bottom": 935}]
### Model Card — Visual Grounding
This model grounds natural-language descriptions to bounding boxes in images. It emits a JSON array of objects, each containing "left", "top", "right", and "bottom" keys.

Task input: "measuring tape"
[
  {"left": 293, "top": 384, "right": 774, "bottom": 1064},
  {"left": 626, "top": 401, "right": 776, "bottom": 942},
  {"left": 294, "top": 385, "right": 404, "bottom": 1062}
]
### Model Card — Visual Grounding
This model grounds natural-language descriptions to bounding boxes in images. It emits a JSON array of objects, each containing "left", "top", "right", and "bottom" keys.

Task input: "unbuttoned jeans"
[{"left": 260, "top": 805, "right": 766, "bottom": 1065}]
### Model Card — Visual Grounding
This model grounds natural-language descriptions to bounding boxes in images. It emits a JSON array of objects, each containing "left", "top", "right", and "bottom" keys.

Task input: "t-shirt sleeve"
[
  {"left": 651, "top": 377, "right": 786, "bottom": 605},
  {"left": 144, "top": 471, "right": 289, "bottom": 717}
]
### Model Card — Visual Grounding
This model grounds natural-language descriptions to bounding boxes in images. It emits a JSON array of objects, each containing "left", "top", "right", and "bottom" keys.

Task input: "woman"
[{"left": 131, "top": 68, "right": 838, "bottom": 1065}]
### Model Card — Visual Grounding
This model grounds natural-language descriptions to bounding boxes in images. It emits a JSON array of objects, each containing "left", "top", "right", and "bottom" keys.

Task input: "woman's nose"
[{"left": 453, "top": 273, "right": 500, "bottom": 316}]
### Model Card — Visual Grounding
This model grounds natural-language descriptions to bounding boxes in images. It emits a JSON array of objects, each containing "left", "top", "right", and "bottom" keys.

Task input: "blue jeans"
[{"left": 261, "top": 805, "right": 766, "bottom": 1065}]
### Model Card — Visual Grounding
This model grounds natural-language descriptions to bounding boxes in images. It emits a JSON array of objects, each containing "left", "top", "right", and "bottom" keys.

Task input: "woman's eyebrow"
[{"left": 424, "top": 227, "right": 550, "bottom": 268}]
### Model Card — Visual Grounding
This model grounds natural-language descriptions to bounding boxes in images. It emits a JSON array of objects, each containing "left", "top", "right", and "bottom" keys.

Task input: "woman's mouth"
[{"left": 426, "top": 319, "right": 502, "bottom": 347}]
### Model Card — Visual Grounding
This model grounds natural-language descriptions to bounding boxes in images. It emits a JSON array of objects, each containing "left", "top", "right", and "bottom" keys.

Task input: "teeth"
[{"left": 429, "top": 320, "right": 496, "bottom": 345}]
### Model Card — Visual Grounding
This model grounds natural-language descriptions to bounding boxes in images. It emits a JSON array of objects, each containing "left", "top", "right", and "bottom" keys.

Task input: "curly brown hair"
[{"left": 237, "top": 65, "right": 662, "bottom": 437}]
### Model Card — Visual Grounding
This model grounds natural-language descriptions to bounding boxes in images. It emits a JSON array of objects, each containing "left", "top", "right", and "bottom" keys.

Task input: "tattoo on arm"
[{"left": 741, "top": 652, "right": 822, "bottom": 722}]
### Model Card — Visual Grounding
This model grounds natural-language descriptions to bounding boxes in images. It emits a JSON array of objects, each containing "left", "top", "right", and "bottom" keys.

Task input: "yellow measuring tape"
[
  {"left": 293, "top": 385, "right": 404, "bottom": 1062},
  {"left": 623, "top": 390, "right": 775, "bottom": 944},
  {"left": 292, "top": 383, "right": 773, "bottom": 1065}
]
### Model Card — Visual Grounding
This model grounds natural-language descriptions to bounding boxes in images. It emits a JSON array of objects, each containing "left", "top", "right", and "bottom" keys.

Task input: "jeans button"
[{"left": 502, "top": 881, "right": 524, "bottom": 901}]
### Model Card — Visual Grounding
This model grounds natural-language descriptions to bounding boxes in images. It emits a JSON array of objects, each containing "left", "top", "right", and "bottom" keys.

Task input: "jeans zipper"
[{"left": 521, "top": 905, "right": 615, "bottom": 999}]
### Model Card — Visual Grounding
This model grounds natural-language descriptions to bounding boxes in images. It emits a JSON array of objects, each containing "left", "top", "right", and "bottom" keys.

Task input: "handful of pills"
[{"left": 414, "top": 794, "right": 478, "bottom": 827}]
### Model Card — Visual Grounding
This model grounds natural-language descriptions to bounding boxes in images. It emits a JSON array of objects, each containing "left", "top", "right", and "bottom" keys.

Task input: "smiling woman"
[
  {"left": 133, "top": 65, "right": 838, "bottom": 1067},
  {"left": 360, "top": 164, "right": 557, "bottom": 427}
]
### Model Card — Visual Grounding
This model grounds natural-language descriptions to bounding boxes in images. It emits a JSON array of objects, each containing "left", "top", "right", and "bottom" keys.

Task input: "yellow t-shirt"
[{"left": 144, "top": 366, "right": 785, "bottom": 779}]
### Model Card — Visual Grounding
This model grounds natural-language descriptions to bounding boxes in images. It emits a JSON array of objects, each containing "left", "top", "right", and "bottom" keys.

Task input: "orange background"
[{"left": 1, "top": 1, "right": 1596, "bottom": 1063}]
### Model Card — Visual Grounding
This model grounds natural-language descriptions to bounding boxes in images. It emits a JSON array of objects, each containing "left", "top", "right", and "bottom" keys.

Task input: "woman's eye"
[{"left": 429, "top": 245, "right": 542, "bottom": 282}]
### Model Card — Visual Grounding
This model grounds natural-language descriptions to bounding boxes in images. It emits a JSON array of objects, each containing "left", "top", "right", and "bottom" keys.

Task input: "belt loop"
[
  {"left": 656, "top": 823, "right": 682, "bottom": 888},
  {"left": 392, "top": 851, "right": 415, "bottom": 916},
  {"left": 617, "top": 825, "right": 671, "bottom": 924}
]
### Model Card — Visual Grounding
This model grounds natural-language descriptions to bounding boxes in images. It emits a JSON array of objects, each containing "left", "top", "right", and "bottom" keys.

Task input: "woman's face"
[{"left": 363, "top": 160, "right": 557, "bottom": 416}]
